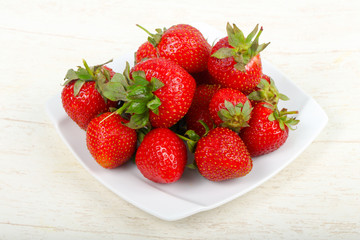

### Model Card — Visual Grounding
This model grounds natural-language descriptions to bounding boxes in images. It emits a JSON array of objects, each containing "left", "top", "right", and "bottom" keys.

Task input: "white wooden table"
[{"left": 1, "top": 0, "right": 359, "bottom": 239}]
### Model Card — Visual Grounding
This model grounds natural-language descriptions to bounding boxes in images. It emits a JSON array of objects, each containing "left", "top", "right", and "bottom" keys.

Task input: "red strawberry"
[
  {"left": 208, "top": 88, "right": 252, "bottom": 132},
  {"left": 208, "top": 23, "right": 270, "bottom": 94},
  {"left": 61, "top": 60, "right": 118, "bottom": 130},
  {"left": 185, "top": 84, "right": 221, "bottom": 136},
  {"left": 136, "top": 24, "right": 211, "bottom": 73},
  {"left": 130, "top": 58, "right": 196, "bottom": 128},
  {"left": 190, "top": 84, "right": 222, "bottom": 108},
  {"left": 136, "top": 128, "right": 187, "bottom": 183},
  {"left": 240, "top": 102, "right": 299, "bottom": 157},
  {"left": 86, "top": 112, "right": 137, "bottom": 169},
  {"left": 195, "top": 127, "right": 252, "bottom": 181},
  {"left": 135, "top": 41, "right": 157, "bottom": 63}
]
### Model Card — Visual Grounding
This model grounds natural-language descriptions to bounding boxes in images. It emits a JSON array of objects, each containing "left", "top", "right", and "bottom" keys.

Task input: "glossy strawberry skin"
[
  {"left": 86, "top": 112, "right": 137, "bottom": 169},
  {"left": 186, "top": 84, "right": 221, "bottom": 136},
  {"left": 135, "top": 128, "right": 187, "bottom": 183},
  {"left": 61, "top": 81, "right": 117, "bottom": 130},
  {"left": 136, "top": 24, "right": 211, "bottom": 73},
  {"left": 131, "top": 58, "right": 196, "bottom": 128},
  {"left": 135, "top": 41, "right": 158, "bottom": 63},
  {"left": 208, "top": 37, "right": 263, "bottom": 94},
  {"left": 209, "top": 88, "right": 251, "bottom": 126},
  {"left": 240, "top": 102, "right": 289, "bottom": 157},
  {"left": 195, "top": 127, "right": 252, "bottom": 181}
]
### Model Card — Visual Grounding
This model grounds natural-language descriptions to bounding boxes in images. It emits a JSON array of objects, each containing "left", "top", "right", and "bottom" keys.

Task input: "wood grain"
[{"left": 1, "top": 0, "right": 359, "bottom": 239}]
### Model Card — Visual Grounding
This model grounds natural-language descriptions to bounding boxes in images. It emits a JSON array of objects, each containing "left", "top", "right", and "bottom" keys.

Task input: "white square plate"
[{"left": 46, "top": 23, "right": 328, "bottom": 221}]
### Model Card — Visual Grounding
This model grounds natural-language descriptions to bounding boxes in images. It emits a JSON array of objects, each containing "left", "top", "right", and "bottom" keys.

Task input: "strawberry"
[
  {"left": 135, "top": 41, "right": 157, "bottom": 63},
  {"left": 61, "top": 60, "right": 118, "bottom": 130},
  {"left": 86, "top": 112, "right": 137, "bottom": 169},
  {"left": 194, "top": 127, "right": 252, "bottom": 181},
  {"left": 135, "top": 128, "right": 187, "bottom": 183},
  {"left": 242, "top": 78, "right": 299, "bottom": 156},
  {"left": 240, "top": 102, "right": 299, "bottom": 157},
  {"left": 185, "top": 84, "right": 221, "bottom": 136},
  {"left": 208, "top": 88, "right": 252, "bottom": 132},
  {"left": 135, "top": 24, "right": 211, "bottom": 73},
  {"left": 130, "top": 58, "right": 196, "bottom": 128},
  {"left": 208, "top": 23, "right": 270, "bottom": 94}
]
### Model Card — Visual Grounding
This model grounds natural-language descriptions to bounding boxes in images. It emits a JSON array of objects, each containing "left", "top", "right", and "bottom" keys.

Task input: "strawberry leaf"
[
  {"left": 127, "top": 100, "right": 148, "bottom": 115},
  {"left": 278, "top": 93, "right": 290, "bottom": 101},
  {"left": 73, "top": 79, "right": 86, "bottom": 96},
  {"left": 127, "top": 85, "right": 150, "bottom": 100},
  {"left": 147, "top": 96, "right": 162, "bottom": 115},
  {"left": 279, "top": 119, "right": 285, "bottom": 130},
  {"left": 218, "top": 109, "right": 232, "bottom": 121},
  {"left": 268, "top": 113, "right": 276, "bottom": 121},
  {"left": 132, "top": 70, "right": 147, "bottom": 81},
  {"left": 241, "top": 101, "right": 252, "bottom": 121},
  {"left": 125, "top": 111, "right": 150, "bottom": 129},
  {"left": 64, "top": 69, "right": 78, "bottom": 81},
  {"left": 76, "top": 68, "right": 93, "bottom": 80},
  {"left": 227, "top": 23, "right": 245, "bottom": 48},
  {"left": 150, "top": 77, "right": 164, "bottom": 91},
  {"left": 101, "top": 83, "right": 127, "bottom": 101},
  {"left": 245, "top": 24, "right": 259, "bottom": 44},
  {"left": 224, "top": 100, "right": 236, "bottom": 115},
  {"left": 211, "top": 47, "right": 233, "bottom": 59}
]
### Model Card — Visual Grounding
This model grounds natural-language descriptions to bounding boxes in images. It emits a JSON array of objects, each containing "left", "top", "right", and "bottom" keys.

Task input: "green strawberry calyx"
[
  {"left": 248, "top": 78, "right": 289, "bottom": 106},
  {"left": 136, "top": 24, "right": 167, "bottom": 48},
  {"left": 263, "top": 103, "right": 300, "bottom": 131},
  {"left": 211, "top": 23, "right": 270, "bottom": 71},
  {"left": 177, "top": 120, "right": 210, "bottom": 153},
  {"left": 217, "top": 100, "right": 253, "bottom": 133},
  {"left": 97, "top": 62, "right": 165, "bottom": 130},
  {"left": 177, "top": 120, "right": 210, "bottom": 169},
  {"left": 63, "top": 59, "right": 113, "bottom": 97}
]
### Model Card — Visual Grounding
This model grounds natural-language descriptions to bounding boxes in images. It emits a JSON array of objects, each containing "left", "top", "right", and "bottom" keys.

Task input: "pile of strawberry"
[{"left": 61, "top": 23, "right": 299, "bottom": 183}]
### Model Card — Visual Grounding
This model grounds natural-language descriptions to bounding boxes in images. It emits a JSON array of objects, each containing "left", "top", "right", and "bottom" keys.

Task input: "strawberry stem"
[
  {"left": 136, "top": 24, "right": 154, "bottom": 37},
  {"left": 280, "top": 110, "right": 299, "bottom": 116},
  {"left": 82, "top": 59, "right": 94, "bottom": 78},
  {"left": 99, "top": 102, "right": 132, "bottom": 124},
  {"left": 115, "top": 102, "right": 132, "bottom": 115}
]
